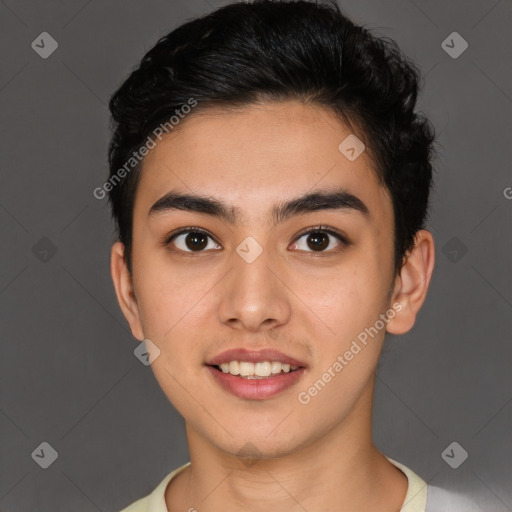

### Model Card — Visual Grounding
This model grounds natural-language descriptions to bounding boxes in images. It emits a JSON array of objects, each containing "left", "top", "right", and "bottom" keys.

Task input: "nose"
[{"left": 216, "top": 245, "right": 291, "bottom": 333}]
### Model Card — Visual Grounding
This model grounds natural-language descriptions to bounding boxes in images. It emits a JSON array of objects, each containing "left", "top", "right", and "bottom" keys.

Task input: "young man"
[{"left": 107, "top": 1, "right": 438, "bottom": 510}]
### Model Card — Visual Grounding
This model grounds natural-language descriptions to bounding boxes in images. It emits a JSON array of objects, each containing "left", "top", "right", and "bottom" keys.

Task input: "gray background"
[{"left": 1, "top": 0, "right": 511, "bottom": 511}]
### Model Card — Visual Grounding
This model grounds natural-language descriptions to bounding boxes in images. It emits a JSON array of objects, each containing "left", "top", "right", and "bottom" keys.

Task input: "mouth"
[
  {"left": 206, "top": 347, "right": 307, "bottom": 376},
  {"left": 209, "top": 361, "right": 302, "bottom": 379},
  {"left": 205, "top": 348, "right": 307, "bottom": 399}
]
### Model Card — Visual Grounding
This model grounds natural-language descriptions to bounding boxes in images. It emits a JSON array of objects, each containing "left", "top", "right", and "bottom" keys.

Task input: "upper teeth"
[{"left": 219, "top": 361, "right": 299, "bottom": 377}]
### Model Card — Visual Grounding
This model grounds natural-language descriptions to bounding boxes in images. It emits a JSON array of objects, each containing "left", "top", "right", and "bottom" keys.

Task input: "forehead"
[{"left": 133, "top": 101, "right": 391, "bottom": 223}]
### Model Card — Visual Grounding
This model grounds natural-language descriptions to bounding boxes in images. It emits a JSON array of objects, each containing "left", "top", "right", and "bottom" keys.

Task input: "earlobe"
[
  {"left": 386, "top": 230, "right": 435, "bottom": 335},
  {"left": 110, "top": 242, "right": 145, "bottom": 341}
]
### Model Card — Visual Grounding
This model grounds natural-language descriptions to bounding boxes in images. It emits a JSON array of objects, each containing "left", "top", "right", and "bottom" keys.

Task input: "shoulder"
[
  {"left": 386, "top": 456, "right": 427, "bottom": 512},
  {"left": 118, "top": 462, "right": 191, "bottom": 512},
  {"left": 386, "top": 456, "right": 476, "bottom": 512}
]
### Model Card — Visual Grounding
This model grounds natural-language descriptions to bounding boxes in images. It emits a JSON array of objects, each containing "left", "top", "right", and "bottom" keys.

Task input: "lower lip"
[{"left": 206, "top": 366, "right": 306, "bottom": 400}]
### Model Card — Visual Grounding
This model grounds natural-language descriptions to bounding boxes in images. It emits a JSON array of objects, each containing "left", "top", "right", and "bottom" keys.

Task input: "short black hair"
[{"left": 107, "top": 0, "right": 435, "bottom": 275}]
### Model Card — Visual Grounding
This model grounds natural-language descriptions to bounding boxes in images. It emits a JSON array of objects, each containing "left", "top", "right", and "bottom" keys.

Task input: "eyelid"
[
  {"left": 294, "top": 225, "right": 351, "bottom": 247},
  {"left": 163, "top": 226, "right": 221, "bottom": 256},
  {"left": 163, "top": 224, "right": 351, "bottom": 253},
  {"left": 163, "top": 226, "right": 216, "bottom": 246}
]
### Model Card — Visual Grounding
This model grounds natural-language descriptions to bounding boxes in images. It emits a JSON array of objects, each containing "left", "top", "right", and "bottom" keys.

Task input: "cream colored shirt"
[{"left": 119, "top": 456, "right": 429, "bottom": 512}]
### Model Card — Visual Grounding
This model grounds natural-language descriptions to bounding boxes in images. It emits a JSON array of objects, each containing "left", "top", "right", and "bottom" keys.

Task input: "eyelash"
[{"left": 163, "top": 225, "right": 351, "bottom": 256}]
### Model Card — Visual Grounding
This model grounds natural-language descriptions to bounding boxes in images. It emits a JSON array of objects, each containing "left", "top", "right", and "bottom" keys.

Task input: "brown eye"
[
  {"left": 168, "top": 229, "right": 222, "bottom": 253},
  {"left": 291, "top": 228, "right": 348, "bottom": 253},
  {"left": 305, "top": 232, "right": 330, "bottom": 251},
  {"left": 184, "top": 232, "right": 208, "bottom": 251}
]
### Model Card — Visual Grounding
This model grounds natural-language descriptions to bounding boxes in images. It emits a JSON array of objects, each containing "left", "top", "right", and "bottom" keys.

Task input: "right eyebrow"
[{"left": 149, "top": 191, "right": 239, "bottom": 223}]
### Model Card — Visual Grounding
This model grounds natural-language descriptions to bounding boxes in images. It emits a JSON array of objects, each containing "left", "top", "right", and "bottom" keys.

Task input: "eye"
[
  {"left": 164, "top": 225, "right": 350, "bottom": 255},
  {"left": 290, "top": 227, "right": 349, "bottom": 253},
  {"left": 166, "top": 228, "right": 221, "bottom": 253}
]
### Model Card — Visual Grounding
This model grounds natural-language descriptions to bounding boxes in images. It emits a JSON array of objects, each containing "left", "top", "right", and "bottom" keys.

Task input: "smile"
[
  {"left": 205, "top": 348, "right": 308, "bottom": 399},
  {"left": 215, "top": 360, "right": 300, "bottom": 378}
]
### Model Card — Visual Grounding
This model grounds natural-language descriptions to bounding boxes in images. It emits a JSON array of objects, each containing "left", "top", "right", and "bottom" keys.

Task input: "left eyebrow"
[
  {"left": 273, "top": 188, "right": 370, "bottom": 224},
  {"left": 148, "top": 187, "right": 370, "bottom": 225}
]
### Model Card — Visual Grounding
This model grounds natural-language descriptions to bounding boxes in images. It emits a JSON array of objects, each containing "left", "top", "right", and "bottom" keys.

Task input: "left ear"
[{"left": 386, "top": 229, "right": 435, "bottom": 335}]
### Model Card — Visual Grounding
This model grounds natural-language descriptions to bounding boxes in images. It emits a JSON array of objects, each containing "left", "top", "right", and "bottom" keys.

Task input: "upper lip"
[{"left": 206, "top": 348, "right": 307, "bottom": 368}]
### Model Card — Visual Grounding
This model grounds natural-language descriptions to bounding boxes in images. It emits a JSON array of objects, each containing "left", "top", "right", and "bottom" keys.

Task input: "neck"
[{"left": 166, "top": 378, "right": 408, "bottom": 512}]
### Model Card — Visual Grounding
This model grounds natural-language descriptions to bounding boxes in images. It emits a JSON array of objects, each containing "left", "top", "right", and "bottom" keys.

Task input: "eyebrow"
[{"left": 148, "top": 187, "right": 370, "bottom": 225}]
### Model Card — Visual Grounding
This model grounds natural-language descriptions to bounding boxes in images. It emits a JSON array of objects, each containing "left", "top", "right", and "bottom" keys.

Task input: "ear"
[
  {"left": 386, "top": 229, "right": 435, "bottom": 335},
  {"left": 110, "top": 241, "right": 145, "bottom": 341}
]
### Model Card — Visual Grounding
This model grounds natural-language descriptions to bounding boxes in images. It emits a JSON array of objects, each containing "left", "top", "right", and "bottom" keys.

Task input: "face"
[{"left": 112, "top": 100, "right": 416, "bottom": 460}]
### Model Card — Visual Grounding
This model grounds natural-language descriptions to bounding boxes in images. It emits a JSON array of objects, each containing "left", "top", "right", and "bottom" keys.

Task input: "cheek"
[
  {"left": 133, "top": 266, "right": 210, "bottom": 411},
  {"left": 294, "top": 270, "right": 387, "bottom": 423},
  {"left": 296, "top": 257, "right": 386, "bottom": 337},
  {"left": 137, "top": 274, "right": 210, "bottom": 342},
  {"left": 132, "top": 241, "right": 218, "bottom": 337}
]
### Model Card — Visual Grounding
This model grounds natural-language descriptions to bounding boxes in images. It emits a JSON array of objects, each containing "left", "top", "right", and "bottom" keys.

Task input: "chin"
[{"left": 207, "top": 426, "right": 314, "bottom": 462}]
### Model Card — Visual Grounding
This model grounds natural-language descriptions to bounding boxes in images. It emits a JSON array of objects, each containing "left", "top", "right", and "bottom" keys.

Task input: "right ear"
[{"left": 110, "top": 242, "right": 144, "bottom": 341}]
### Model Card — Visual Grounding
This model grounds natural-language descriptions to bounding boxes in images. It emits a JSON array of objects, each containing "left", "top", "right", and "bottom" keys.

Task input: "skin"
[{"left": 111, "top": 100, "right": 435, "bottom": 512}]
